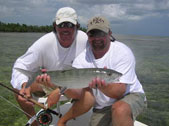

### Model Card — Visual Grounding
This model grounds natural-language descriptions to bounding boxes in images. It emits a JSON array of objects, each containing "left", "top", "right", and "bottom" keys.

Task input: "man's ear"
[
  {"left": 108, "top": 30, "right": 112, "bottom": 35},
  {"left": 53, "top": 22, "right": 57, "bottom": 32},
  {"left": 76, "top": 23, "right": 80, "bottom": 29},
  {"left": 109, "top": 30, "right": 116, "bottom": 42},
  {"left": 53, "top": 22, "right": 56, "bottom": 27}
]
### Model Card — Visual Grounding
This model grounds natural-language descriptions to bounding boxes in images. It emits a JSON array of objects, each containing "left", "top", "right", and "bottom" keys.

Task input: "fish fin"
[{"left": 14, "top": 68, "right": 38, "bottom": 88}]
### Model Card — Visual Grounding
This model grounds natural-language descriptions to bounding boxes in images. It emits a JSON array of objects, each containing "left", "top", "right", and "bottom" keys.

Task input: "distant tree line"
[
  {"left": 0, "top": 21, "right": 86, "bottom": 32},
  {"left": 0, "top": 21, "right": 53, "bottom": 32}
]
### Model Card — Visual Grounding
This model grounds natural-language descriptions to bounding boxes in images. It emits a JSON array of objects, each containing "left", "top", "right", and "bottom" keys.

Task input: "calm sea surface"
[
  {"left": 0, "top": 32, "right": 169, "bottom": 126},
  {"left": 1, "top": 32, "right": 169, "bottom": 67}
]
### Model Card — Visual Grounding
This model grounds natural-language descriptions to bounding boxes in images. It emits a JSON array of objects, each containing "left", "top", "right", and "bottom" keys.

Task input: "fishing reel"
[
  {"left": 36, "top": 109, "right": 53, "bottom": 126},
  {"left": 25, "top": 109, "right": 62, "bottom": 126}
]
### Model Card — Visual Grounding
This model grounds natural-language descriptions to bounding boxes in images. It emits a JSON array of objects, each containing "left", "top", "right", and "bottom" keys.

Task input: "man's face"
[
  {"left": 87, "top": 29, "right": 111, "bottom": 58},
  {"left": 55, "top": 22, "right": 77, "bottom": 48}
]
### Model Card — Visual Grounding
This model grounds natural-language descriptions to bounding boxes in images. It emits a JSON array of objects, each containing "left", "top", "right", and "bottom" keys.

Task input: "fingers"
[
  {"left": 89, "top": 78, "right": 97, "bottom": 88},
  {"left": 89, "top": 77, "right": 106, "bottom": 89},
  {"left": 96, "top": 78, "right": 106, "bottom": 88},
  {"left": 46, "top": 75, "right": 53, "bottom": 87},
  {"left": 36, "top": 73, "right": 47, "bottom": 83},
  {"left": 25, "top": 87, "right": 31, "bottom": 98},
  {"left": 18, "top": 88, "right": 26, "bottom": 100},
  {"left": 36, "top": 73, "right": 52, "bottom": 87},
  {"left": 96, "top": 77, "right": 101, "bottom": 87},
  {"left": 18, "top": 87, "right": 34, "bottom": 106}
]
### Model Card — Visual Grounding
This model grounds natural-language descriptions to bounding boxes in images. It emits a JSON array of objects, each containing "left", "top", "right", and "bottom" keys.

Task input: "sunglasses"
[
  {"left": 88, "top": 30, "right": 107, "bottom": 38},
  {"left": 58, "top": 22, "right": 75, "bottom": 28}
]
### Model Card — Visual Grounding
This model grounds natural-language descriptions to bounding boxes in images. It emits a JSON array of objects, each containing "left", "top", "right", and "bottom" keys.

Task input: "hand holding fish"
[
  {"left": 35, "top": 69, "right": 61, "bottom": 108},
  {"left": 89, "top": 77, "right": 106, "bottom": 89},
  {"left": 90, "top": 77, "right": 127, "bottom": 99},
  {"left": 89, "top": 67, "right": 109, "bottom": 89},
  {"left": 36, "top": 73, "right": 52, "bottom": 87}
]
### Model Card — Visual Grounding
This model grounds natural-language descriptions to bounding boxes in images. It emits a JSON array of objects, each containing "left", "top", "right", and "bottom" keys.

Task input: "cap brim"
[
  {"left": 56, "top": 18, "right": 77, "bottom": 25},
  {"left": 87, "top": 25, "right": 109, "bottom": 33}
]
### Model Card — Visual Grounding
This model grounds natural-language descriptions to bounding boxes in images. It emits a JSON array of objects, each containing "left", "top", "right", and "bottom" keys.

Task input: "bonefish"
[{"left": 15, "top": 68, "right": 122, "bottom": 89}]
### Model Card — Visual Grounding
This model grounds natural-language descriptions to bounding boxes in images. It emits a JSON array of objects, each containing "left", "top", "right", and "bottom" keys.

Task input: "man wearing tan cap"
[
  {"left": 69, "top": 16, "right": 147, "bottom": 126},
  {"left": 11, "top": 7, "right": 88, "bottom": 126}
]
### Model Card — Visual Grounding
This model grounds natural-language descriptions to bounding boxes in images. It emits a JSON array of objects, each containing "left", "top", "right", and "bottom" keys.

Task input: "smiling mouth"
[
  {"left": 62, "top": 31, "right": 70, "bottom": 35},
  {"left": 92, "top": 41, "right": 105, "bottom": 50}
]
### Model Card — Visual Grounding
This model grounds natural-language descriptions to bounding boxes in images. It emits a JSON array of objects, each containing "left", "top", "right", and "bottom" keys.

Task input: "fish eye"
[
  {"left": 61, "top": 70, "right": 66, "bottom": 73},
  {"left": 107, "top": 73, "right": 112, "bottom": 76}
]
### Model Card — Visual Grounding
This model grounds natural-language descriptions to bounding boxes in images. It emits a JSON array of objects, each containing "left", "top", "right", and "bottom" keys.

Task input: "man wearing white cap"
[{"left": 11, "top": 7, "right": 88, "bottom": 126}]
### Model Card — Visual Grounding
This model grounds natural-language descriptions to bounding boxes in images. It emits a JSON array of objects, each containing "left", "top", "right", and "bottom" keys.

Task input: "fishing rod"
[
  {"left": 0, "top": 82, "right": 62, "bottom": 125},
  {"left": 0, "top": 82, "right": 48, "bottom": 109}
]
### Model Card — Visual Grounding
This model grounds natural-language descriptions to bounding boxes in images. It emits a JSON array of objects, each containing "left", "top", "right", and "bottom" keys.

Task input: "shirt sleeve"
[
  {"left": 11, "top": 47, "right": 41, "bottom": 90},
  {"left": 115, "top": 49, "right": 137, "bottom": 85},
  {"left": 72, "top": 57, "right": 83, "bottom": 68}
]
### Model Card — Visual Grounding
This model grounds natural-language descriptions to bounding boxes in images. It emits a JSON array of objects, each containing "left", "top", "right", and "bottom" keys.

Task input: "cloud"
[
  {"left": 0, "top": 5, "right": 14, "bottom": 18},
  {"left": 0, "top": 0, "right": 58, "bottom": 25},
  {"left": 1, "top": 0, "right": 169, "bottom": 25},
  {"left": 55, "top": 0, "right": 169, "bottom": 24},
  {"left": 0, "top": 0, "right": 169, "bottom": 36},
  {"left": 29, "top": 0, "right": 47, "bottom": 6}
]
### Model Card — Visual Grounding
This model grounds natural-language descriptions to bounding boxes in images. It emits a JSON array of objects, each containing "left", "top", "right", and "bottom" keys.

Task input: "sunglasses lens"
[
  {"left": 88, "top": 30, "right": 107, "bottom": 37},
  {"left": 58, "top": 22, "right": 74, "bottom": 28},
  {"left": 67, "top": 23, "right": 74, "bottom": 28}
]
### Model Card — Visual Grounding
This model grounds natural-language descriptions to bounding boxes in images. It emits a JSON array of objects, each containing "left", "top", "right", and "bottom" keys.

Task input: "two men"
[{"left": 11, "top": 7, "right": 146, "bottom": 126}]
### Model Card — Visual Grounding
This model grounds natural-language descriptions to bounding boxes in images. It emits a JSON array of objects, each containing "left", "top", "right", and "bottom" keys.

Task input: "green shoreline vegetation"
[{"left": 0, "top": 21, "right": 86, "bottom": 32}]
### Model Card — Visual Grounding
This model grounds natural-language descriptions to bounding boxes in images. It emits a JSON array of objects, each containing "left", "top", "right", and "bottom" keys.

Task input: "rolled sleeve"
[
  {"left": 11, "top": 48, "right": 40, "bottom": 89},
  {"left": 11, "top": 68, "right": 28, "bottom": 89}
]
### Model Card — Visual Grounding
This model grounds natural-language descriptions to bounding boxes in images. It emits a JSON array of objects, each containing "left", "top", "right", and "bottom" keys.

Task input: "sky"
[{"left": 0, "top": 0, "right": 169, "bottom": 36}]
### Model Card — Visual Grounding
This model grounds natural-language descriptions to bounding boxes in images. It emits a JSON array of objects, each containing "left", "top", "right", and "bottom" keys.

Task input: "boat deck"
[{"left": 37, "top": 97, "right": 148, "bottom": 126}]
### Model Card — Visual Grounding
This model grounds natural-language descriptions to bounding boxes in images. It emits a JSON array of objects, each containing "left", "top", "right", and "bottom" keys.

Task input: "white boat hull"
[{"left": 37, "top": 97, "right": 148, "bottom": 126}]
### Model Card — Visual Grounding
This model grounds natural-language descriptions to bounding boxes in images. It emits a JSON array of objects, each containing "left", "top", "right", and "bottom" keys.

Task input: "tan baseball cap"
[
  {"left": 87, "top": 16, "right": 110, "bottom": 33},
  {"left": 55, "top": 7, "right": 77, "bottom": 25}
]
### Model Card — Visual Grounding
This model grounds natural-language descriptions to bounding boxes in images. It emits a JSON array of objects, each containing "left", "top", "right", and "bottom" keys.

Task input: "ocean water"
[{"left": 0, "top": 32, "right": 169, "bottom": 126}]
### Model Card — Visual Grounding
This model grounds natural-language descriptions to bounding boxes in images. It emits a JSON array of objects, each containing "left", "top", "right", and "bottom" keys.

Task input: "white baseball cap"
[{"left": 55, "top": 7, "right": 77, "bottom": 25}]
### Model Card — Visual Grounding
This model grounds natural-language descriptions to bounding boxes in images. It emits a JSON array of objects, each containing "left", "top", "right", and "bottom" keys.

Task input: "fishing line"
[
  {"left": 0, "top": 82, "right": 61, "bottom": 115},
  {"left": 0, "top": 95, "right": 32, "bottom": 118},
  {"left": 0, "top": 82, "right": 62, "bottom": 125},
  {"left": 0, "top": 82, "right": 48, "bottom": 109}
]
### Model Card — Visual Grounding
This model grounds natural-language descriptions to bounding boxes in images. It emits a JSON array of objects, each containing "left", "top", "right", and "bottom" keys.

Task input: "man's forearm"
[{"left": 99, "top": 83, "right": 126, "bottom": 99}]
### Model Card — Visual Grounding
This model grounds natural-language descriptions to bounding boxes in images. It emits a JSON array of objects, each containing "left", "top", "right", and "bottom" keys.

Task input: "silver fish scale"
[
  {"left": 15, "top": 68, "right": 122, "bottom": 89},
  {"left": 47, "top": 68, "right": 122, "bottom": 89}
]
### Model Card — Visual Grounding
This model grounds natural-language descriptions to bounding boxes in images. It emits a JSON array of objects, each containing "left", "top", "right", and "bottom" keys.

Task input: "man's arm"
[
  {"left": 98, "top": 83, "right": 126, "bottom": 99},
  {"left": 89, "top": 78, "right": 126, "bottom": 99}
]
